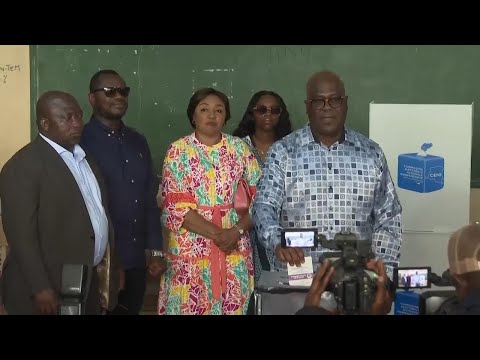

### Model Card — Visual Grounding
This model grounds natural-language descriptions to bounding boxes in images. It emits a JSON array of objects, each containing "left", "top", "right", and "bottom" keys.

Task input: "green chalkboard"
[{"left": 30, "top": 45, "right": 480, "bottom": 186}]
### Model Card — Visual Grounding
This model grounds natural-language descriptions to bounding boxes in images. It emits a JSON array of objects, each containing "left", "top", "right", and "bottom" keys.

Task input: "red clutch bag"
[{"left": 234, "top": 178, "right": 252, "bottom": 218}]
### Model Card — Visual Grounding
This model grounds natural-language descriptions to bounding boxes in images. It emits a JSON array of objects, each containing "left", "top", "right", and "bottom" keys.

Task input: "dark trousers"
[{"left": 111, "top": 268, "right": 147, "bottom": 315}]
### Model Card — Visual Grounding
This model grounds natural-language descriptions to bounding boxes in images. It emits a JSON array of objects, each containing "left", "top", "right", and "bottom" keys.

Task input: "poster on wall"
[
  {"left": 0, "top": 45, "right": 30, "bottom": 171},
  {"left": 369, "top": 103, "right": 472, "bottom": 233}
]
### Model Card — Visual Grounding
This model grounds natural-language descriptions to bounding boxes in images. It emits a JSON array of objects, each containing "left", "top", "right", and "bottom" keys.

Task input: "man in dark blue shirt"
[{"left": 81, "top": 70, "right": 165, "bottom": 315}]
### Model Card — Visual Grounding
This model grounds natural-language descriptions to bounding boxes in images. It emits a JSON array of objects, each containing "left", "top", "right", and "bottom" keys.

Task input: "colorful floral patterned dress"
[{"left": 158, "top": 133, "right": 261, "bottom": 315}]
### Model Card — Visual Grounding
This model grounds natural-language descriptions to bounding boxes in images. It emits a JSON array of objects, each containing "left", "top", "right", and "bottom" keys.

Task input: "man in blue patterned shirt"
[{"left": 253, "top": 71, "right": 402, "bottom": 285}]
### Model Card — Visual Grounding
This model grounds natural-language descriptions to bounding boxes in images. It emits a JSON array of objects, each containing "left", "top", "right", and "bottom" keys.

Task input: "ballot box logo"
[{"left": 398, "top": 143, "right": 444, "bottom": 193}]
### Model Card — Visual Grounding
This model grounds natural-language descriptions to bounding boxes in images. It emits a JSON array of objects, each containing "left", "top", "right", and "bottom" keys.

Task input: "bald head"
[
  {"left": 36, "top": 91, "right": 79, "bottom": 128},
  {"left": 36, "top": 90, "right": 84, "bottom": 150},
  {"left": 448, "top": 224, "right": 480, "bottom": 275},
  {"left": 306, "top": 71, "right": 345, "bottom": 95},
  {"left": 448, "top": 223, "right": 480, "bottom": 295}
]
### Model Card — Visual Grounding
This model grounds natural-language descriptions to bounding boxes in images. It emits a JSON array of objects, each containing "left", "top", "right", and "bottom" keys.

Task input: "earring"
[{"left": 192, "top": 120, "right": 196, "bottom": 125}]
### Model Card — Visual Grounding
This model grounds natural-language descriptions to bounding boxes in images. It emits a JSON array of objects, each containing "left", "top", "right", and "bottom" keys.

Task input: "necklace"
[{"left": 251, "top": 135, "right": 271, "bottom": 158}]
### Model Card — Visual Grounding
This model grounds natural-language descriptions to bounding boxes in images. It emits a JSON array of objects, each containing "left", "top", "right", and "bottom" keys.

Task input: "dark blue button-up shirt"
[{"left": 80, "top": 117, "right": 163, "bottom": 270}]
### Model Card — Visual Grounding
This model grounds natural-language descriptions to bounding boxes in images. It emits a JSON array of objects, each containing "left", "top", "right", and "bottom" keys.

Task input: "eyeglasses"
[
  {"left": 252, "top": 105, "right": 283, "bottom": 115},
  {"left": 92, "top": 86, "right": 131, "bottom": 97},
  {"left": 306, "top": 96, "right": 347, "bottom": 110}
]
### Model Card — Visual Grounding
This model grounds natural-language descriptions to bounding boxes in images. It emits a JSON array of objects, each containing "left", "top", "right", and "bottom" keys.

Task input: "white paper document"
[{"left": 287, "top": 256, "right": 314, "bottom": 286}]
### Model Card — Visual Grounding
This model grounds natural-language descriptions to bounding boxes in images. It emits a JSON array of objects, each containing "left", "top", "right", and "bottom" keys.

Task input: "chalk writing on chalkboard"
[{"left": 0, "top": 64, "right": 21, "bottom": 85}]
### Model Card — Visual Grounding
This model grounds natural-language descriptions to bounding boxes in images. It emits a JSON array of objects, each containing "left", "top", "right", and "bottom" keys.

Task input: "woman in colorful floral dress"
[{"left": 158, "top": 88, "right": 261, "bottom": 315}]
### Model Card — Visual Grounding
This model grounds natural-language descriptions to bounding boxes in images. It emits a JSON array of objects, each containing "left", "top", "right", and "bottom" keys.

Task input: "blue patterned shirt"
[{"left": 252, "top": 125, "right": 402, "bottom": 278}]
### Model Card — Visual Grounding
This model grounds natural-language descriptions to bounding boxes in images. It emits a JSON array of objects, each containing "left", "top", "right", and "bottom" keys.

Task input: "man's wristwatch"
[
  {"left": 233, "top": 224, "right": 244, "bottom": 235},
  {"left": 149, "top": 250, "right": 164, "bottom": 258}
]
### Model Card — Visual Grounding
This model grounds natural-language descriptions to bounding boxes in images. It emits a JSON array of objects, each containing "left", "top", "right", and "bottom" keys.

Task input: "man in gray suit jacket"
[{"left": 0, "top": 91, "right": 119, "bottom": 315}]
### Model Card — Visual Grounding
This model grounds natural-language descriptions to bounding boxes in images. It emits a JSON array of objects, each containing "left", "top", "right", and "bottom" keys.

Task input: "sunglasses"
[
  {"left": 92, "top": 86, "right": 131, "bottom": 97},
  {"left": 253, "top": 105, "right": 282, "bottom": 115},
  {"left": 306, "top": 96, "right": 347, "bottom": 110}
]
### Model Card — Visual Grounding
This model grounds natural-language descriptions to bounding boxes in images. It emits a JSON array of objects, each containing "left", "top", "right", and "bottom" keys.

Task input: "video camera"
[{"left": 318, "top": 231, "right": 379, "bottom": 315}]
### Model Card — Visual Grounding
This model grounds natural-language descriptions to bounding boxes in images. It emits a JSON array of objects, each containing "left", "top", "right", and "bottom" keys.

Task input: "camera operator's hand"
[
  {"left": 33, "top": 288, "right": 58, "bottom": 315},
  {"left": 367, "top": 259, "right": 392, "bottom": 315},
  {"left": 275, "top": 244, "right": 305, "bottom": 267},
  {"left": 304, "top": 259, "right": 335, "bottom": 310}
]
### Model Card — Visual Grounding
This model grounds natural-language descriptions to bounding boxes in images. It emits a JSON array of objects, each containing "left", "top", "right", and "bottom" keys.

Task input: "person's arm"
[
  {"left": 0, "top": 158, "right": 57, "bottom": 314},
  {"left": 160, "top": 142, "right": 222, "bottom": 239},
  {"left": 296, "top": 260, "right": 335, "bottom": 315},
  {"left": 252, "top": 142, "right": 286, "bottom": 251},
  {"left": 183, "top": 210, "right": 222, "bottom": 238},
  {"left": 367, "top": 259, "right": 391, "bottom": 315},
  {"left": 253, "top": 142, "right": 304, "bottom": 266},
  {"left": 371, "top": 150, "right": 402, "bottom": 280}
]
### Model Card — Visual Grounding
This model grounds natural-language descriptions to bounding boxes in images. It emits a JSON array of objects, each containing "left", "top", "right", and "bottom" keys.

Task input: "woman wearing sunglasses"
[
  {"left": 158, "top": 88, "right": 261, "bottom": 315},
  {"left": 233, "top": 91, "right": 293, "bottom": 287}
]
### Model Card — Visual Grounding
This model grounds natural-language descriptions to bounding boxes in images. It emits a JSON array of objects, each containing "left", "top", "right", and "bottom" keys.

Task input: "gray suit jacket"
[{"left": 0, "top": 135, "right": 118, "bottom": 314}]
